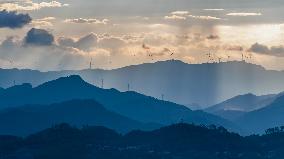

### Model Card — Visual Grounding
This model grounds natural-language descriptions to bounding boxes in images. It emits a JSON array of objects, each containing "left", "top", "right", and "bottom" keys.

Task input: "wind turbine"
[
  {"left": 227, "top": 55, "right": 231, "bottom": 62},
  {"left": 101, "top": 79, "right": 104, "bottom": 89},
  {"left": 89, "top": 58, "right": 93, "bottom": 70},
  {"left": 127, "top": 83, "right": 130, "bottom": 91},
  {"left": 218, "top": 57, "right": 222, "bottom": 63},
  {"left": 206, "top": 51, "right": 211, "bottom": 63}
]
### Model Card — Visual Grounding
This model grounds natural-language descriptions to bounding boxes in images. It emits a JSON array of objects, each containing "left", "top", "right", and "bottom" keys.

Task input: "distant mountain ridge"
[
  {"left": 0, "top": 75, "right": 237, "bottom": 133},
  {"left": 205, "top": 93, "right": 277, "bottom": 121},
  {"left": 1, "top": 60, "right": 284, "bottom": 107},
  {"left": 236, "top": 94, "right": 284, "bottom": 134}
]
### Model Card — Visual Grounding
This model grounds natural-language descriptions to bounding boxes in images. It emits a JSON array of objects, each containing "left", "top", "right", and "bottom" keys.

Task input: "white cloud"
[
  {"left": 64, "top": 18, "right": 109, "bottom": 25},
  {"left": 226, "top": 12, "right": 262, "bottom": 16},
  {"left": 37, "top": 17, "right": 56, "bottom": 21},
  {"left": 165, "top": 11, "right": 222, "bottom": 21},
  {"left": 31, "top": 17, "right": 56, "bottom": 27},
  {"left": 188, "top": 15, "right": 222, "bottom": 20},
  {"left": 31, "top": 20, "right": 53, "bottom": 27},
  {"left": 204, "top": 9, "right": 225, "bottom": 11},
  {"left": 164, "top": 15, "right": 187, "bottom": 20},
  {"left": 171, "top": 11, "right": 189, "bottom": 15},
  {"left": 0, "top": 0, "right": 69, "bottom": 11}
]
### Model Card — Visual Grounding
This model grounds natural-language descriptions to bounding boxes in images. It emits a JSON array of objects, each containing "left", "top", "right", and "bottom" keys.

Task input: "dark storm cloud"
[
  {"left": 0, "top": 10, "right": 32, "bottom": 28},
  {"left": 249, "top": 43, "right": 284, "bottom": 57},
  {"left": 24, "top": 28, "right": 54, "bottom": 46}
]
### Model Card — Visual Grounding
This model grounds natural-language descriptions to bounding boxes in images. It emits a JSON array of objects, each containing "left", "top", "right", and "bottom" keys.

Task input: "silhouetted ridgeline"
[
  {"left": 1, "top": 123, "right": 284, "bottom": 159},
  {"left": 1, "top": 60, "right": 284, "bottom": 108}
]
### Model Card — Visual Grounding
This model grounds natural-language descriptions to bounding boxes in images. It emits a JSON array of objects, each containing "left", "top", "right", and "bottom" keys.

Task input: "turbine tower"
[
  {"left": 101, "top": 79, "right": 104, "bottom": 89},
  {"left": 89, "top": 58, "right": 93, "bottom": 69},
  {"left": 161, "top": 94, "right": 164, "bottom": 101}
]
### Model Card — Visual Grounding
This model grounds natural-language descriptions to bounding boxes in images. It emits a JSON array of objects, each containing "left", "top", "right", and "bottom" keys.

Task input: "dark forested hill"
[{"left": 1, "top": 123, "right": 284, "bottom": 159}]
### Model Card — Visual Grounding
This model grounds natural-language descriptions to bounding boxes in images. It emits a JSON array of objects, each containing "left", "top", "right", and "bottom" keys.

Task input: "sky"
[{"left": 0, "top": 0, "right": 284, "bottom": 71}]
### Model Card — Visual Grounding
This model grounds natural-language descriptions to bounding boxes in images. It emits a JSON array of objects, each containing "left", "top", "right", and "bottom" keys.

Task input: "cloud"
[
  {"left": 249, "top": 43, "right": 284, "bottom": 57},
  {"left": 207, "top": 35, "right": 219, "bottom": 40},
  {"left": 58, "top": 33, "right": 98, "bottom": 52},
  {"left": 227, "top": 13, "right": 262, "bottom": 16},
  {"left": 171, "top": 11, "right": 189, "bottom": 15},
  {"left": 98, "top": 37, "right": 126, "bottom": 53},
  {"left": 24, "top": 28, "right": 54, "bottom": 46},
  {"left": 0, "top": 0, "right": 69, "bottom": 11},
  {"left": 223, "top": 45, "right": 244, "bottom": 51},
  {"left": 204, "top": 9, "right": 225, "bottom": 11},
  {"left": 0, "top": 10, "right": 31, "bottom": 28},
  {"left": 164, "top": 15, "right": 186, "bottom": 20},
  {"left": 0, "top": 32, "right": 114, "bottom": 71},
  {"left": 37, "top": 17, "right": 56, "bottom": 21},
  {"left": 188, "top": 15, "right": 222, "bottom": 20},
  {"left": 165, "top": 11, "right": 221, "bottom": 21},
  {"left": 64, "top": 18, "right": 109, "bottom": 25},
  {"left": 31, "top": 17, "right": 56, "bottom": 27},
  {"left": 0, "top": 40, "right": 87, "bottom": 71},
  {"left": 0, "top": 36, "right": 21, "bottom": 49}
]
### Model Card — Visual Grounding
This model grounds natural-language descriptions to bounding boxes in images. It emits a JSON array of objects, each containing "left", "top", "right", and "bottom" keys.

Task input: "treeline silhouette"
[{"left": 1, "top": 123, "right": 284, "bottom": 159}]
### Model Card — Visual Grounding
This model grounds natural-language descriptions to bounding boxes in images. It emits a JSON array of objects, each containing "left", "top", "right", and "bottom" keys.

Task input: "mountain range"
[
  {"left": 1, "top": 60, "right": 284, "bottom": 135},
  {"left": 1, "top": 60, "right": 284, "bottom": 108},
  {"left": 0, "top": 75, "right": 237, "bottom": 135}
]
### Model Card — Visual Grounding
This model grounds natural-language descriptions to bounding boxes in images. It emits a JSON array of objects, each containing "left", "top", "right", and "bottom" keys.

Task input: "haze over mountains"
[
  {"left": 237, "top": 95, "right": 284, "bottom": 134},
  {"left": 203, "top": 91, "right": 284, "bottom": 134},
  {"left": 1, "top": 60, "right": 284, "bottom": 108},
  {"left": 205, "top": 93, "right": 277, "bottom": 120},
  {"left": 0, "top": 100, "right": 159, "bottom": 136}
]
